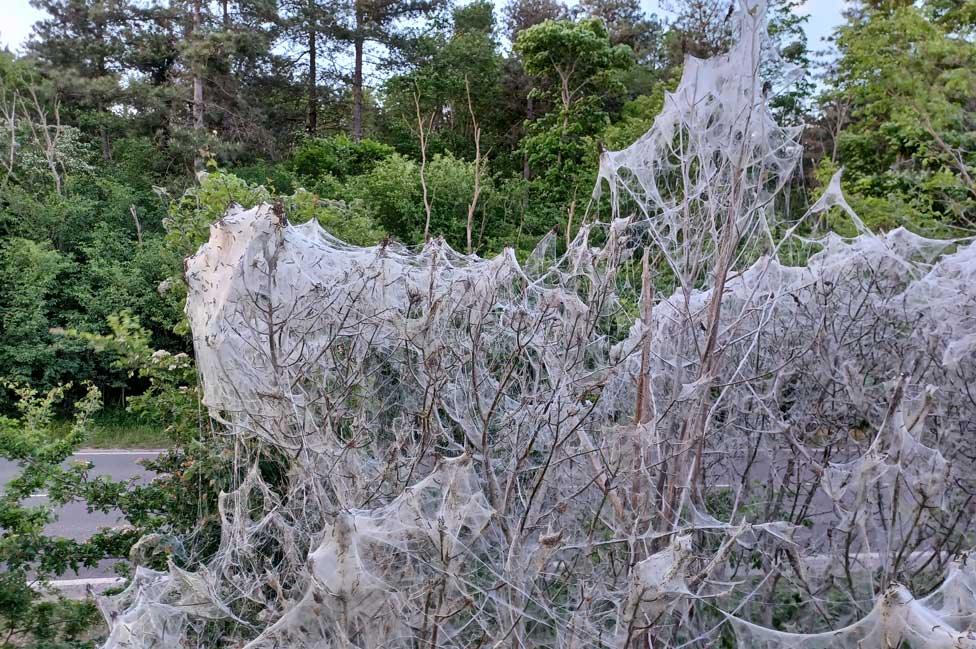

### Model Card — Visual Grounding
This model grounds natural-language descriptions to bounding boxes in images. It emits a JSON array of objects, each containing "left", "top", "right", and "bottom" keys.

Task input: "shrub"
[{"left": 289, "top": 135, "right": 395, "bottom": 182}]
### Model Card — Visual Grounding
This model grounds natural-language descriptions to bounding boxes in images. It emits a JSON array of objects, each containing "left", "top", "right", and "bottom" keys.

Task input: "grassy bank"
[{"left": 55, "top": 410, "right": 174, "bottom": 449}]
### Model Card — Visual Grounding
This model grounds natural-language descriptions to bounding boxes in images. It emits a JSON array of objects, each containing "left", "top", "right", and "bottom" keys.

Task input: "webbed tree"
[{"left": 95, "top": 2, "right": 976, "bottom": 647}]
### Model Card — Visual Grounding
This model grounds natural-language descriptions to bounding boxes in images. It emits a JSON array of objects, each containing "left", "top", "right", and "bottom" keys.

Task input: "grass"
[{"left": 56, "top": 409, "right": 174, "bottom": 449}]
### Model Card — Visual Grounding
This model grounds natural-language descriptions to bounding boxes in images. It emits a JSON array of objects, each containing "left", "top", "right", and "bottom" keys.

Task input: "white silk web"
[{"left": 99, "top": 1, "right": 976, "bottom": 646}]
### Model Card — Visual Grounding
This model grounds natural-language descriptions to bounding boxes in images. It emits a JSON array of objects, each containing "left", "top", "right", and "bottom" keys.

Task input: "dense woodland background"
[
  {"left": 0, "top": 0, "right": 974, "bottom": 645},
  {"left": 0, "top": 0, "right": 973, "bottom": 414}
]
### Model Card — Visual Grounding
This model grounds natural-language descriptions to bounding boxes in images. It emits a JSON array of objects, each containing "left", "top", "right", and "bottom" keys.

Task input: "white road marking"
[
  {"left": 74, "top": 450, "right": 163, "bottom": 456},
  {"left": 47, "top": 577, "right": 125, "bottom": 588},
  {"left": 41, "top": 577, "right": 126, "bottom": 598}
]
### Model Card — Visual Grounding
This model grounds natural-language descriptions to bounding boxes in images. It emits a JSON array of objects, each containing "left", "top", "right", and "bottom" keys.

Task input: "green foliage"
[
  {"left": 826, "top": 0, "right": 976, "bottom": 230},
  {"left": 71, "top": 312, "right": 232, "bottom": 562},
  {"left": 72, "top": 227, "right": 181, "bottom": 336},
  {"left": 283, "top": 188, "right": 385, "bottom": 246},
  {"left": 600, "top": 92, "right": 666, "bottom": 149},
  {"left": 813, "top": 159, "right": 956, "bottom": 238},
  {"left": 516, "top": 18, "right": 632, "bottom": 94},
  {"left": 0, "top": 57, "right": 181, "bottom": 402},
  {"left": 230, "top": 161, "right": 298, "bottom": 195},
  {"left": 348, "top": 152, "right": 502, "bottom": 248},
  {"left": 163, "top": 169, "right": 383, "bottom": 260},
  {"left": 515, "top": 18, "right": 632, "bottom": 237},
  {"left": 0, "top": 239, "right": 72, "bottom": 390},
  {"left": 577, "top": 0, "right": 664, "bottom": 66},
  {"left": 162, "top": 170, "right": 272, "bottom": 259},
  {"left": 0, "top": 383, "right": 127, "bottom": 648},
  {"left": 0, "top": 315, "right": 239, "bottom": 647},
  {"left": 766, "top": 0, "right": 815, "bottom": 121},
  {"left": 289, "top": 135, "right": 395, "bottom": 183},
  {"left": 73, "top": 313, "right": 197, "bottom": 443},
  {"left": 345, "top": 153, "right": 426, "bottom": 241},
  {"left": 382, "top": 0, "right": 507, "bottom": 161}
]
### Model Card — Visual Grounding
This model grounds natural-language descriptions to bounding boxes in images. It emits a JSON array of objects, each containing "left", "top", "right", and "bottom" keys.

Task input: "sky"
[
  {"left": 1, "top": 1, "right": 46, "bottom": 53},
  {"left": 0, "top": 0, "right": 846, "bottom": 56},
  {"left": 778, "top": 0, "right": 848, "bottom": 51}
]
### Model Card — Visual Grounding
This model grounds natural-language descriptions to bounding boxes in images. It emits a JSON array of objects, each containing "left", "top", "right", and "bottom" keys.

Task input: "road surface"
[{"left": 0, "top": 449, "right": 161, "bottom": 581}]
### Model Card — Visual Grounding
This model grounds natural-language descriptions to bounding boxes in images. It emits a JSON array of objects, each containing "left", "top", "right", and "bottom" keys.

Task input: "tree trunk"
[
  {"left": 95, "top": 42, "right": 111, "bottom": 161},
  {"left": 192, "top": 0, "right": 205, "bottom": 130},
  {"left": 192, "top": 0, "right": 205, "bottom": 170},
  {"left": 522, "top": 95, "right": 533, "bottom": 181},
  {"left": 465, "top": 77, "right": 482, "bottom": 255},
  {"left": 351, "top": 2, "right": 364, "bottom": 141},
  {"left": 99, "top": 125, "right": 111, "bottom": 161},
  {"left": 414, "top": 93, "right": 432, "bottom": 240},
  {"left": 306, "top": 1, "right": 318, "bottom": 135}
]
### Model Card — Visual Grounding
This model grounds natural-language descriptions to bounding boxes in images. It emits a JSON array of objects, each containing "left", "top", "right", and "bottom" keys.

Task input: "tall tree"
[
  {"left": 502, "top": 0, "right": 568, "bottom": 42},
  {"left": 817, "top": 0, "right": 976, "bottom": 231},
  {"left": 27, "top": 0, "right": 132, "bottom": 160},
  {"left": 502, "top": 0, "right": 568, "bottom": 181},
  {"left": 515, "top": 17, "right": 631, "bottom": 236},
  {"left": 281, "top": 0, "right": 335, "bottom": 135},
  {"left": 662, "top": 0, "right": 734, "bottom": 60},
  {"left": 204, "top": 0, "right": 292, "bottom": 155},
  {"left": 155, "top": 0, "right": 297, "bottom": 163},
  {"left": 575, "top": 0, "right": 664, "bottom": 67},
  {"left": 191, "top": 0, "right": 204, "bottom": 139},
  {"left": 383, "top": 0, "right": 505, "bottom": 159},
  {"left": 766, "top": 0, "right": 813, "bottom": 121},
  {"left": 306, "top": 0, "right": 319, "bottom": 134},
  {"left": 326, "top": 0, "right": 448, "bottom": 140}
]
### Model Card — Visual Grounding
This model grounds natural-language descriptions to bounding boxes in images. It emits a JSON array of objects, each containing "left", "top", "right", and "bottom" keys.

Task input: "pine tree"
[
  {"left": 502, "top": 0, "right": 568, "bottom": 41},
  {"left": 326, "top": 0, "right": 449, "bottom": 140},
  {"left": 575, "top": 0, "right": 665, "bottom": 67},
  {"left": 27, "top": 0, "right": 132, "bottom": 160},
  {"left": 280, "top": 0, "right": 340, "bottom": 136}
]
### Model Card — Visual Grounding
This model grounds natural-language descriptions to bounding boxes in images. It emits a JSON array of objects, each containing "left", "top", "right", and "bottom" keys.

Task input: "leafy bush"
[
  {"left": 289, "top": 135, "right": 395, "bottom": 183},
  {"left": 282, "top": 188, "right": 383, "bottom": 246},
  {"left": 0, "top": 239, "right": 81, "bottom": 394},
  {"left": 348, "top": 151, "right": 496, "bottom": 248},
  {"left": 230, "top": 161, "right": 298, "bottom": 195},
  {"left": 0, "top": 384, "right": 128, "bottom": 648},
  {"left": 75, "top": 313, "right": 230, "bottom": 556},
  {"left": 162, "top": 170, "right": 273, "bottom": 260}
]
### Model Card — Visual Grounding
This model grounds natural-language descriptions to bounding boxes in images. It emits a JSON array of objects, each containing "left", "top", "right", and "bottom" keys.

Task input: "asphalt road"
[{"left": 0, "top": 449, "right": 161, "bottom": 580}]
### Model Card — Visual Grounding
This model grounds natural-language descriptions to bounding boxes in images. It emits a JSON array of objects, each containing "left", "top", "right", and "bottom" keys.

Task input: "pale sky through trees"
[
  {"left": 0, "top": 0, "right": 845, "bottom": 54},
  {"left": 1, "top": 1, "right": 47, "bottom": 52}
]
